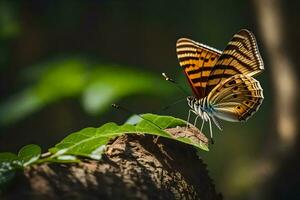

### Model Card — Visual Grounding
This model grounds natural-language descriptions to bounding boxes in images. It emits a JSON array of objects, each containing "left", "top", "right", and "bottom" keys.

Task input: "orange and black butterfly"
[{"left": 176, "top": 29, "right": 264, "bottom": 141}]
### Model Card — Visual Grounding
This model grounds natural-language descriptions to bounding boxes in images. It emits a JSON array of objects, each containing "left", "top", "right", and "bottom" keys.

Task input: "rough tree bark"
[{"left": 2, "top": 127, "right": 222, "bottom": 200}]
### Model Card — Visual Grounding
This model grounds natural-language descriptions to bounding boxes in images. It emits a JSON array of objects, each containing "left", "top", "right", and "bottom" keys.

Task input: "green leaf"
[
  {"left": 18, "top": 144, "right": 41, "bottom": 166},
  {"left": 48, "top": 114, "right": 208, "bottom": 161},
  {"left": 0, "top": 152, "right": 18, "bottom": 162},
  {"left": 0, "top": 145, "right": 42, "bottom": 191}
]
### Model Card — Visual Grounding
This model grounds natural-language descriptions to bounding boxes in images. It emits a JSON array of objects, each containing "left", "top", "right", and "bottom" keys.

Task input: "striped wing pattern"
[
  {"left": 176, "top": 38, "right": 222, "bottom": 98},
  {"left": 204, "top": 29, "right": 264, "bottom": 96},
  {"left": 208, "top": 74, "right": 263, "bottom": 121}
]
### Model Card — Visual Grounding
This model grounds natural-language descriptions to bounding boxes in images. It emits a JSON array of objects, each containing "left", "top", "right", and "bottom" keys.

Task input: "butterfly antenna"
[
  {"left": 111, "top": 104, "right": 162, "bottom": 130},
  {"left": 161, "top": 97, "right": 186, "bottom": 111},
  {"left": 162, "top": 72, "right": 190, "bottom": 96}
]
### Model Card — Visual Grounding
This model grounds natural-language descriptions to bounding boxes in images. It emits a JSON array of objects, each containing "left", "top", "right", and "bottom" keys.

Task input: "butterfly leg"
[
  {"left": 193, "top": 115, "right": 200, "bottom": 127},
  {"left": 200, "top": 119, "right": 205, "bottom": 132},
  {"left": 207, "top": 116, "right": 214, "bottom": 144},
  {"left": 185, "top": 109, "right": 193, "bottom": 130}
]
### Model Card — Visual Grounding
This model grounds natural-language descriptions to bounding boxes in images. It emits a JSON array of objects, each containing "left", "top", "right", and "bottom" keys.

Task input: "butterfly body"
[
  {"left": 176, "top": 29, "right": 264, "bottom": 140},
  {"left": 187, "top": 96, "right": 211, "bottom": 122}
]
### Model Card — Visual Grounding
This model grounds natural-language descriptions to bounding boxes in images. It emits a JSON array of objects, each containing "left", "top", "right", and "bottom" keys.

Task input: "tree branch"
[{"left": 3, "top": 132, "right": 222, "bottom": 200}]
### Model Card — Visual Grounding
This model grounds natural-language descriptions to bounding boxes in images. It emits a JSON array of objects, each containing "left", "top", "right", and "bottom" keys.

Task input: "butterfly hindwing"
[
  {"left": 176, "top": 38, "right": 222, "bottom": 98},
  {"left": 208, "top": 74, "right": 263, "bottom": 122},
  {"left": 204, "top": 29, "right": 264, "bottom": 96}
]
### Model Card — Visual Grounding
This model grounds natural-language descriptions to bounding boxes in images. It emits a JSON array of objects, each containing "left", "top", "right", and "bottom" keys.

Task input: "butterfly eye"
[{"left": 233, "top": 86, "right": 238, "bottom": 91}]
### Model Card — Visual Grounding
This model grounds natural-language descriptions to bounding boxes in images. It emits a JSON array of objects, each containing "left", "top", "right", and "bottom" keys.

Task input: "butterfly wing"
[
  {"left": 176, "top": 38, "right": 222, "bottom": 98},
  {"left": 208, "top": 74, "right": 263, "bottom": 122},
  {"left": 204, "top": 29, "right": 264, "bottom": 96}
]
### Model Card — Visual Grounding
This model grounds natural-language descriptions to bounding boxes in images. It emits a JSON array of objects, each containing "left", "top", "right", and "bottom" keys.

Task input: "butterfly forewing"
[
  {"left": 176, "top": 38, "right": 222, "bottom": 98},
  {"left": 204, "top": 29, "right": 264, "bottom": 96},
  {"left": 208, "top": 74, "right": 263, "bottom": 122}
]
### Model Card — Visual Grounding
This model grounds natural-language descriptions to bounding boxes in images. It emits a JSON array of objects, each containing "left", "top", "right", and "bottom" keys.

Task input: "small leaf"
[
  {"left": 18, "top": 144, "right": 41, "bottom": 166},
  {"left": 0, "top": 152, "right": 18, "bottom": 162},
  {"left": 0, "top": 145, "right": 42, "bottom": 191}
]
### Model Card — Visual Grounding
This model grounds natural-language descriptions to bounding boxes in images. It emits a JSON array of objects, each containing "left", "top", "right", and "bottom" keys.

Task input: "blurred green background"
[{"left": 0, "top": 0, "right": 299, "bottom": 199}]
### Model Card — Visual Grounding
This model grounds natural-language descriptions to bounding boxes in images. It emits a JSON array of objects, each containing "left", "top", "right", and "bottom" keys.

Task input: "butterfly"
[{"left": 176, "top": 29, "right": 264, "bottom": 142}]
